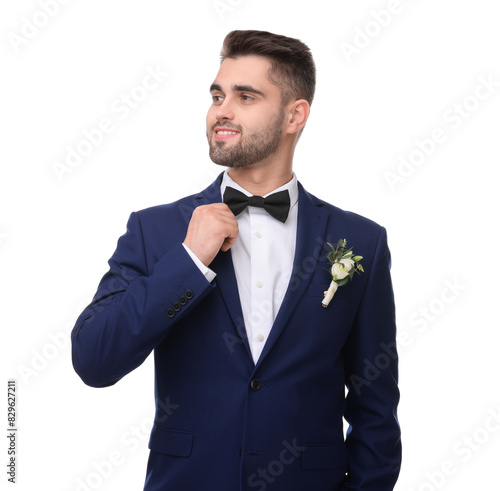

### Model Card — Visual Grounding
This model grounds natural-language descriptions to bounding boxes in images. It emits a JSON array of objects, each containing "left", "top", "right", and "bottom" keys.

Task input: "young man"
[{"left": 72, "top": 30, "right": 401, "bottom": 490}]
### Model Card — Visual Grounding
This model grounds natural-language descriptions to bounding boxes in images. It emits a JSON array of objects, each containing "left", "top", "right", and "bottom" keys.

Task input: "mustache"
[{"left": 211, "top": 122, "right": 242, "bottom": 133}]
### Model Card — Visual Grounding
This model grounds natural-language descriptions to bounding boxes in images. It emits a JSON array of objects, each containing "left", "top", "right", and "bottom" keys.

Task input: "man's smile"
[{"left": 214, "top": 127, "right": 240, "bottom": 140}]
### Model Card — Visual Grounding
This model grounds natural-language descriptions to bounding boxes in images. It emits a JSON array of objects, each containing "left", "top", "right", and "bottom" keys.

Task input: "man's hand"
[{"left": 184, "top": 203, "right": 239, "bottom": 267}]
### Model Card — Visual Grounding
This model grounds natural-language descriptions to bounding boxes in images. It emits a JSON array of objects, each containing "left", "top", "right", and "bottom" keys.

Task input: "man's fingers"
[
  {"left": 220, "top": 228, "right": 239, "bottom": 252},
  {"left": 183, "top": 203, "right": 239, "bottom": 266}
]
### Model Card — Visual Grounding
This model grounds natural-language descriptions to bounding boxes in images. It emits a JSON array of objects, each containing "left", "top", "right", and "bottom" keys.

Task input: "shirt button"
[
  {"left": 257, "top": 334, "right": 265, "bottom": 342},
  {"left": 256, "top": 281, "right": 264, "bottom": 288},
  {"left": 255, "top": 231, "right": 263, "bottom": 238}
]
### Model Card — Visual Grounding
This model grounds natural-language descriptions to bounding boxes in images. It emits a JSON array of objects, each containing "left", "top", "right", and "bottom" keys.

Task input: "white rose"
[{"left": 331, "top": 259, "right": 355, "bottom": 280}]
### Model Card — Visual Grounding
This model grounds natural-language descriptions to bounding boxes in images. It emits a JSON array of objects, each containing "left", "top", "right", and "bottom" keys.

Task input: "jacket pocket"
[
  {"left": 148, "top": 425, "right": 193, "bottom": 458},
  {"left": 301, "top": 443, "right": 347, "bottom": 470}
]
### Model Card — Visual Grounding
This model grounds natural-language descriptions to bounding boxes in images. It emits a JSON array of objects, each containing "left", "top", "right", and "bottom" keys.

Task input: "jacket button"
[
  {"left": 250, "top": 379, "right": 261, "bottom": 391},
  {"left": 166, "top": 308, "right": 175, "bottom": 318},
  {"left": 179, "top": 296, "right": 187, "bottom": 306},
  {"left": 173, "top": 302, "right": 181, "bottom": 312},
  {"left": 185, "top": 290, "right": 194, "bottom": 300}
]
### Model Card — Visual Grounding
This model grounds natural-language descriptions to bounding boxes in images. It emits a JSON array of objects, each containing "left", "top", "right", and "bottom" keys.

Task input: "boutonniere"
[{"left": 322, "top": 239, "right": 364, "bottom": 307}]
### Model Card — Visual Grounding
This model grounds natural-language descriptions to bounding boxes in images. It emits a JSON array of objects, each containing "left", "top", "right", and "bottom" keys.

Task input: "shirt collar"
[{"left": 220, "top": 169, "right": 299, "bottom": 207}]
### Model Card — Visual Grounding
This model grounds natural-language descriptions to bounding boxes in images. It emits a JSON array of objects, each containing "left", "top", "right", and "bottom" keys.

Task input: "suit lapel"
[
  {"left": 255, "top": 182, "right": 330, "bottom": 368},
  {"left": 194, "top": 174, "right": 254, "bottom": 362}
]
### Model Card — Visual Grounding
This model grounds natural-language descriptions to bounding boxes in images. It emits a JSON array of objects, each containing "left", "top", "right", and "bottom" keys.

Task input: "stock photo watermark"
[
  {"left": 74, "top": 417, "right": 152, "bottom": 491},
  {"left": 19, "top": 270, "right": 140, "bottom": 386},
  {"left": 7, "top": 0, "right": 72, "bottom": 54},
  {"left": 74, "top": 397, "right": 178, "bottom": 491},
  {"left": 51, "top": 64, "right": 169, "bottom": 183},
  {"left": 349, "top": 277, "right": 466, "bottom": 395},
  {"left": 384, "top": 74, "right": 499, "bottom": 192},
  {"left": 212, "top": 0, "right": 246, "bottom": 21},
  {"left": 222, "top": 300, "right": 272, "bottom": 355},
  {"left": 246, "top": 439, "right": 306, "bottom": 490},
  {"left": 339, "top": 0, "right": 417, "bottom": 64},
  {"left": 402, "top": 278, "right": 466, "bottom": 344},
  {"left": 15, "top": 296, "right": 93, "bottom": 386},
  {"left": 408, "top": 405, "right": 500, "bottom": 491},
  {"left": 6, "top": 380, "right": 18, "bottom": 484}
]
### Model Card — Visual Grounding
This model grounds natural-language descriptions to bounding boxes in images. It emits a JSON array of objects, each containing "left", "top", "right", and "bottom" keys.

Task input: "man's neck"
[{"left": 227, "top": 159, "right": 294, "bottom": 196}]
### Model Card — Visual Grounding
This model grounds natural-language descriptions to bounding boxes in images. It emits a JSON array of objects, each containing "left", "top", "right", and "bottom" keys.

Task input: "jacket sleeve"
[
  {"left": 71, "top": 211, "right": 215, "bottom": 388},
  {"left": 342, "top": 226, "right": 402, "bottom": 490}
]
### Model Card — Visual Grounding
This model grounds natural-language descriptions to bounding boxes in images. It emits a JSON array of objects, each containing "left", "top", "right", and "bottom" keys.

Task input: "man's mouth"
[{"left": 214, "top": 127, "right": 240, "bottom": 140}]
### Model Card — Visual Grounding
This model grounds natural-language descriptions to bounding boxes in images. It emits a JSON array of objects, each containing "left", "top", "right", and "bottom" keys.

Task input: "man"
[{"left": 72, "top": 30, "right": 401, "bottom": 490}]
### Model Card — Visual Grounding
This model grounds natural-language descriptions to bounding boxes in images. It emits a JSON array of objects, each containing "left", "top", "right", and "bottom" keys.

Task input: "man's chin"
[{"left": 209, "top": 147, "right": 254, "bottom": 168}]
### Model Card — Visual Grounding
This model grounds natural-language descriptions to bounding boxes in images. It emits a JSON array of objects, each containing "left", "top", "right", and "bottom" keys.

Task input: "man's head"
[{"left": 207, "top": 30, "right": 316, "bottom": 169}]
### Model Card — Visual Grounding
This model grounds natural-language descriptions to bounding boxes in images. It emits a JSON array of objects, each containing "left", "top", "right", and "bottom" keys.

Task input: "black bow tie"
[{"left": 223, "top": 186, "right": 291, "bottom": 223}]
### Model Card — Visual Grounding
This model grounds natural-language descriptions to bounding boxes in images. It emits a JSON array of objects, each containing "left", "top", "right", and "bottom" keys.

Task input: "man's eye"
[
  {"left": 241, "top": 94, "right": 254, "bottom": 101},
  {"left": 212, "top": 95, "right": 223, "bottom": 103}
]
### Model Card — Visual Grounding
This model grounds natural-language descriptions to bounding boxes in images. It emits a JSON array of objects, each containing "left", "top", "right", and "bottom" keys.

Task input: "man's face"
[{"left": 206, "top": 55, "right": 286, "bottom": 168}]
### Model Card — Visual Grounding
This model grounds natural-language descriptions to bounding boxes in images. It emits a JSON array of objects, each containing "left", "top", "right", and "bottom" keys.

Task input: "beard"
[{"left": 207, "top": 109, "right": 285, "bottom": 168}]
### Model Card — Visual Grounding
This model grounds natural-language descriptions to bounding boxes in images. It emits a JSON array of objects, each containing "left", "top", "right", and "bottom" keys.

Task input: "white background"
[{"left": 2, "top": 1, "right": 500, "bottom": 490}]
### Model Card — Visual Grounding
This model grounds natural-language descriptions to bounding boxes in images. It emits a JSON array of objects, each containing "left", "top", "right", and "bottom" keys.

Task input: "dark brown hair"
[{"left": 220, "top": 30, "right": 316, "bottom": 106}]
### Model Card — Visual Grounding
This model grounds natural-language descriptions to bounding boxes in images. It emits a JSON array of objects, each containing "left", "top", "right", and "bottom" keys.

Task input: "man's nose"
[{"left": 214, "top": 97, "right": 235, "bottom": 121}]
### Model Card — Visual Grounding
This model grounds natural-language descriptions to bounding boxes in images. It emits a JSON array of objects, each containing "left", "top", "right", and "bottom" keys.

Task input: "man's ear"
[{"left": 285, "top": 99, "right": 310, "bottom": 134}]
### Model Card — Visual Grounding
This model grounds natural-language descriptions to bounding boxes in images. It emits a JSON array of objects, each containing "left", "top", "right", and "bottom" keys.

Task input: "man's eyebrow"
[
  {"left": 232, "top": 84, "right": 265, "bottom": 97},
  {"left": 209, "top": 83, "right": 265, "bottom": 98}
]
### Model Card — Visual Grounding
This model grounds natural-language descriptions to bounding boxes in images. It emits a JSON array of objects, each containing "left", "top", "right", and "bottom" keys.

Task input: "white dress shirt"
[{"left": 184, "top": 169, "right": 299, "bottom": 364}]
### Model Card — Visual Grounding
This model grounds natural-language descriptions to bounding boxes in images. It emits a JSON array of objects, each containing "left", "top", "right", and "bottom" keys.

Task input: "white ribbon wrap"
[{"left": 322, "top": 280, "right": 338, "bottom": 307}]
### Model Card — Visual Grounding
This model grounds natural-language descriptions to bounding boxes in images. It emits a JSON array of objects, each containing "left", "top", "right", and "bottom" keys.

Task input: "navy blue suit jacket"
[{"left": 72, "top": 174, "right": 401, "bottom": 490}]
